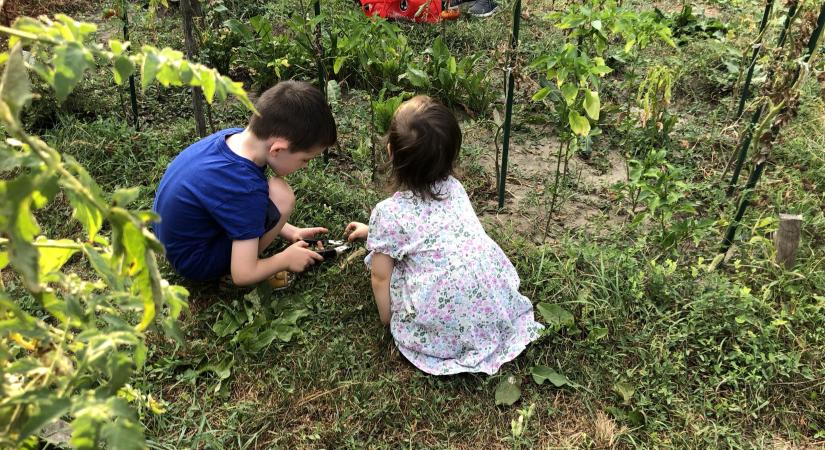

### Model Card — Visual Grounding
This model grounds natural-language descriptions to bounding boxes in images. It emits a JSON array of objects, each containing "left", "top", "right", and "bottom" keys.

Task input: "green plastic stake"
[
  {"left": 498, "top": 0, "right": 521, "bottom": 209},
  {"left": 735, "top": 0, "right": 774, "bottom": 121},
  {"left": 122, "top": 0, "right": 139, "bottom": 131}
]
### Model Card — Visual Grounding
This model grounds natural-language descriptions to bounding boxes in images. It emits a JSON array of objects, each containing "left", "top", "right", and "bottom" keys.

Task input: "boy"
[{"left": 153, "top": 80, "right": 336, "bottom": 286}]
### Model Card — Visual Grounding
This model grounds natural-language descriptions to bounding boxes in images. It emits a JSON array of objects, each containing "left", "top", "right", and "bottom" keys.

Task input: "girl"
[{"left": 346, "top": 96, "right": 543, "bottom": 375}]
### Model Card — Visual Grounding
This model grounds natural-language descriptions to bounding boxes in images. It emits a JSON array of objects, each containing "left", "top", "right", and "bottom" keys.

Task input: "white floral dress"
[{"left": 365, "top": 176, "right": 544, "bottom": 375}]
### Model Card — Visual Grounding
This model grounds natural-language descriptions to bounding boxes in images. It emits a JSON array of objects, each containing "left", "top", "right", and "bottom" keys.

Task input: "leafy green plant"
[
  {"left": 370, "top": 88, "right": 406, "bottom": 135},
  {"left": 613, "top": 149, "right": 698, "bottom": 248},
  {"left": 214, "top": 15, "right": 298, "bottom": 90},
  {"left": 632, "top": 64, "right": 677, "bottom": 154},
  {"left": 0, "top": 14, "right": 253, "bottom": 448},
  {"left": 402, "top": 36, "right": 496, "bottom": 114},
  {"left": 327, "top": 12, "right": 412, "bottom": 92}
]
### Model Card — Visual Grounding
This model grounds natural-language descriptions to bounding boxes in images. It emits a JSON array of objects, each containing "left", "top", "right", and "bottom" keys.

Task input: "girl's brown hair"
[{"left": 388, "top": 96, "right": 461, "bottom": 200}]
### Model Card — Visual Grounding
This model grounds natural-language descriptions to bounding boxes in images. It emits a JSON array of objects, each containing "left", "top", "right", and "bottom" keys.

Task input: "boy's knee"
[{"left": 268, "top": 177, "right": 295, "bottom": 215}]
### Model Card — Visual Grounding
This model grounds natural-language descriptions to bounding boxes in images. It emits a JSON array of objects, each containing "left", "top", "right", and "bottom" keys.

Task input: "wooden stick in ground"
[
  {"left": 774, "top": 213, "right": 802, "bottom": 269},
  {"left": 180, "top": 0, "right": 207, "bottom": 138}
]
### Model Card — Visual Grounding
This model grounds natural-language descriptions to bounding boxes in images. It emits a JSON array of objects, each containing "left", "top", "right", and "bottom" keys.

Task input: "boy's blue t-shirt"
[{"left": 152, "top": 128, "right": 270, "bottom": 280}]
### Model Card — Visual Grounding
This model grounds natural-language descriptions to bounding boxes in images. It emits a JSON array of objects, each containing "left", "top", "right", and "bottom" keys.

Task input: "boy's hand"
[
  {"left": 281, "top": 240, "right": 324, "bottom": 271},
  {"left": 345, "top": 222, "right": 369, "bottom": 242},
  {"left": 290, "top": 226, "right": 328, "bottom": 243}
]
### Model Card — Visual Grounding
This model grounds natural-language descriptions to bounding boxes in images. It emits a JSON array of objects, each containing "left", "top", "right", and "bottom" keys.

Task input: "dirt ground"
[{"left": 478, "top": 133, "right": 628, "bottom": 242}]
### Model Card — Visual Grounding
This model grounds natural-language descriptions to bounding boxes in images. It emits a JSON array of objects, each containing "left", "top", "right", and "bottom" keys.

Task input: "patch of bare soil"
[
  {"left": 1, "top": 0, "right": 89, "bottom": 25},
  {"left": 476, "top": 134, "right": 627, "bottom": 242}
]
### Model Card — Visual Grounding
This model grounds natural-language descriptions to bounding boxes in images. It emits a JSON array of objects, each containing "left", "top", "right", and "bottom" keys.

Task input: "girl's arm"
[{"left": 369, "top": 252, "right": 394, "bottom": 325}]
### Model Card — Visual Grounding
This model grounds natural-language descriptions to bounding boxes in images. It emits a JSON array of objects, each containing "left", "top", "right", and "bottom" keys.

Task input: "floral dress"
[{"left": 366, "top": 176, "right": 544, "bottom": 375}]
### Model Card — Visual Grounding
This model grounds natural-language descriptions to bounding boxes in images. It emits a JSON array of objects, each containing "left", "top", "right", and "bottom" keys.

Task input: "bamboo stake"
[
  {"left": 313, "top": 0, "right": 330, "bottom": 163},
  {"left": 181, "top": 0, "right": 207, "bottom": 137}
]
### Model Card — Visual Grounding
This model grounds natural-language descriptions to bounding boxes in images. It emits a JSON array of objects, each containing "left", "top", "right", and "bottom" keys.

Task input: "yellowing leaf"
[
  {"left": 35, "top": 238, "right": 79, "bottom": 275},
  {"left": 583, "top": 89, "right": 600, "bottom": 121},
  {"left": 0, "top": 44, "right": 33, "bottom": 120},
  {"left": 568, "top": 110, "right": 590, "bottom": 136},
  {"left": 561, "top": 83, "right": 578, "bottom": 106}
]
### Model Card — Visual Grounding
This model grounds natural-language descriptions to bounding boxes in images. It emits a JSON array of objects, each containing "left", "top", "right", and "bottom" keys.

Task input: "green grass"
[{"left": 12, "top": 0, "right": 825, "bottom": 447}]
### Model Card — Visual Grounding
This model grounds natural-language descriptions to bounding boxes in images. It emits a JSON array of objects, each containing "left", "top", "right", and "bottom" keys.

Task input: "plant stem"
[{"left": 0, "top": 25, "right": 57, "bottom": 44}]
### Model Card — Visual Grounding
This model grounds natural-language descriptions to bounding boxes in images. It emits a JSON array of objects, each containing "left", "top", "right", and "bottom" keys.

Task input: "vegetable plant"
[{"left": 0, "top": 14, "right": 253, "bottom": 448}]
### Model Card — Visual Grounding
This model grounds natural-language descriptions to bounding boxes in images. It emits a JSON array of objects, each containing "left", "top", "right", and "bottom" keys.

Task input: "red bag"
[{"left": 360, "top": 0, "right": 442, "bottom": 23}]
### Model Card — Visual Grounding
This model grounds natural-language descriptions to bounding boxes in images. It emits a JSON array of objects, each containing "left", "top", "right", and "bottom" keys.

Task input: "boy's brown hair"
[
  {"left": 249, "top": 80, "right": 337, "bottom": 151},
  {"left": 388, "top": 96, "right": 461, "bottom": 200}
]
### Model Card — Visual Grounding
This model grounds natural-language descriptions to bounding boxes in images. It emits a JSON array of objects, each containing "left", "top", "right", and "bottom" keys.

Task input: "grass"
[{"left": 9, "top": 0, "right": 825, "bottom": 448}]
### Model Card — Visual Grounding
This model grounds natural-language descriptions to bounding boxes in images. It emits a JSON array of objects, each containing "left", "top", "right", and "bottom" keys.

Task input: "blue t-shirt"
[{"left": 152, "top": 128, "right": 270, "bottom": 280}]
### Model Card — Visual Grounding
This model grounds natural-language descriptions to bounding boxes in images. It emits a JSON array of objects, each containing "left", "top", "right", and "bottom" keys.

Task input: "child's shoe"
[{"left": 267, "top": 270, "right": 295, "bottom": 291}]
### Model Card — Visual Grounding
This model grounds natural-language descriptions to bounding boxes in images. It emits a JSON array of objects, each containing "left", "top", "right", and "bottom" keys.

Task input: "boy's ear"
[{"left": 268, "top": 137, "right": 291, "bottom": 155}]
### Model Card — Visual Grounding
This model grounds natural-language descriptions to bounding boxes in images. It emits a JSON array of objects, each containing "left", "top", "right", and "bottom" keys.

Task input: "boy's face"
[{"left": 267, "top": 143, "right": 325, "bottom": 176}]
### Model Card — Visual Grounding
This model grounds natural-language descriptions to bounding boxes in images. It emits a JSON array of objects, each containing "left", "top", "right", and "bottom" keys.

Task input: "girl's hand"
[{"left": 344, "top": 222, "right": 369, "bottom": 242}]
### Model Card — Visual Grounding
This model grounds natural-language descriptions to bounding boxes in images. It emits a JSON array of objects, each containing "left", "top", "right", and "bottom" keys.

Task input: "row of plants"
[
  {"left": 0, "top": 14, "right": 255, "bottom": 449},
  {"left": 198, "top": 7, "right": 496, "bottom": 114}
]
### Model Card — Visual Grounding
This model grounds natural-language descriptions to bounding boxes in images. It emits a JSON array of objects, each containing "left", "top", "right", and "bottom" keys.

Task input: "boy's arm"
[
  {"left": 370, "top": 252, "right": 394, "bottom": 326},
  {"left": 231, "top": 238, "right": 322, "bottom": 286}
]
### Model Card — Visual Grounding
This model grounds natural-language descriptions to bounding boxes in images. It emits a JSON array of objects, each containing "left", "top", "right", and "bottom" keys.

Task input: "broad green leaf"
[
  {"left": 613, "top": 382, "right": 635, "bottom": 405},
  {"left": 109, "top": 40, "right": 126, "bottom": 56},
  {"left": 112, "top": 187, "right": 141, "bottom": 207},
  {"left": 402, "top": 68, "right": 430, "bottom": 88},
  {"left": 494, "top": 376, "right": 521, "bottom": 406},
  {"left": 0, "top": 251, "right": 7, "bottom": 270},
  {"left": 333, "top": 56, "right": 345, "bottom": 75},
  {"left": 201, "top": 70, "right": 216, "bottom": 103},
  {"left": 82, "top": 244, "right": 119, "bottom": 288},
  {"left": 19, "top": 397, "right": 72, "bottom": 440},
  {"left": 531, "top": 365, "right": 570, "bottom": 387},
  {"left": 583, "top": 89, "right": 600, "bottom": 120},
  {"left": 134, "top": 341, "right": 147, "bottom": 369},
  {"left": 2, "top": 175, "right": 41, "bottom": 288},
  {"left": 112, "top": 56, "right": 135, "bottom": 86},
  {"left": 536, "top": 302, "right": 575, "bottom": 328},
  {"left": 140, "top": 50, "right": 161, "bottom": 89},
  {"left": 588, "top": 327, "right": 608, "bottom": 341},
  {"left": 561, "top": 83, "right": 578, "bottom": 106},
  {"left": 568, "top": 110, "right": 590, "bottom": 136},
  {"left": 447, "top": 56, "right": 457, "bottom": 75},
  {"left": 219, "top": 77, "right": 255, "bottom": 113},
  {"left": 64, "top": 157, "right": 104, "bottom": 240},
  {"left": 0, "top": 44, "right": 33, "bottom": 120},
  {"left": 532, "top": 86, "right": 551, "bottom": 101},
  {"left": 272, "top": 324, "right": 298, "bottom": 342},
  {"left": 212, "top": 312, "right": 240, "bottom": 337},
  {"left": 52, "top": 43, "right": 94, "bottom": 102},
  {"left": 101, "top": 418, "right": 145, "bottom": 450},
  {"left": 438, "top": 68, "right": 452, "bottom": 91},
  {"left": 105, "top": 352, "right": 134, "bottom": 394},
  {"left": 35, "top": 238, "right": 79, "bottom": 275}
]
